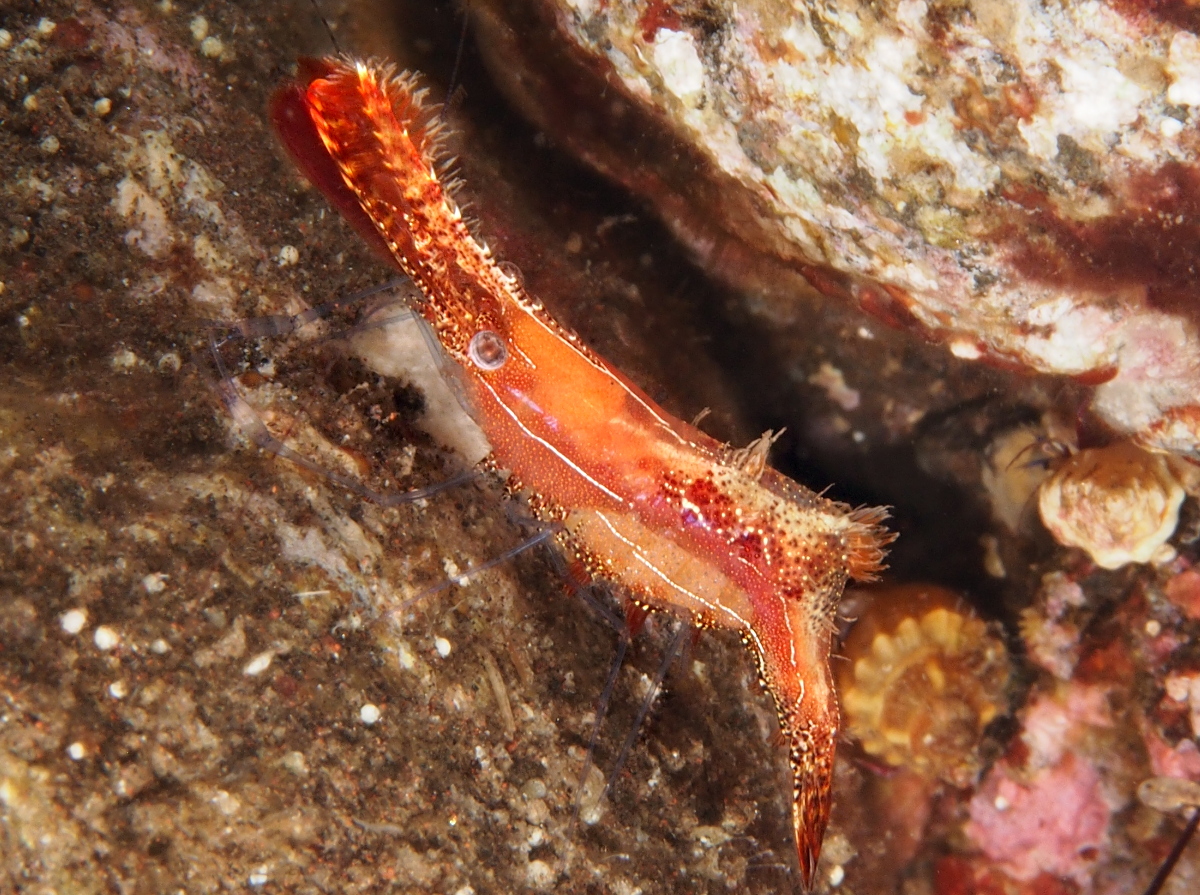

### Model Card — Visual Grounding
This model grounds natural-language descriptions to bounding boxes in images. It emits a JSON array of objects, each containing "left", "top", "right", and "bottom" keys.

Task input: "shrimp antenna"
[
  {"left": 1141, "top": 806, "right": 1200, "bottom": 895},
  {"left": 602, "top": 623, "right": 688, "bottom": 798},
  {"left": 210, "top": 277, "right": 410, "bottom": 347},
  {"left": 209, "top": 331, "right": 481, "bottom": 507},
  {"left": 307, "top": 0, "right": 341, "bottom": 54},
  {"left": 565, "top": 619, "right": 686, "bottom": 868},
  {"left": 566, "top": 625, "right": 632, "bottom": 839},
  {"left": 377, "top": 525, "right": 563, "bottom": 626},
  {"left": 441, "top": 1, "right": 473, "bottom": 125},
  {"left": 205, "top": 278, "right": 481, "bottom": 508}
]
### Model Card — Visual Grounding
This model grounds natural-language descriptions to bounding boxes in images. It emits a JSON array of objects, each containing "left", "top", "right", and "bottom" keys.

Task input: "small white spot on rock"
[
  {"left": 93, "top": 97, "right": 112, "bottom": 117},
  {"left": 281, "top": 750, "right": 309, "bottom": 776},
  {"left": 0, "top": 30, "right": 12, "bottom": 50},
  {"left": 35, "top": 18, "right": 57, "bottom": 37},
  {"left": 1167, "top": 674, "right": 1193, "bottom": 703},
  {"left": 828, "top": 864, "right": 846, "bottom": 887},
  {"left": 994, "top": 794, "right": 1010, "bottom": 811},
  {"left": 526, "top": 859, "right": 555, "bottom": 890},
  {"left": 189, "top": 16, "right": 208, "bottom": 41},
  {"left": 212, "top": 789, "right": 240, "bottom": 816},
  {"left": 66, "top": 742, "right": 86, "bottom": 761},
  {"left": 142, "top": 572, "right": 168, "bottom": 594},
  {"left": 1161, "top": 117, "right": 1184, "bottom": 139},
  {"left": 434, "top": 636, "right": 452, "bottom": 658},
  {"left": 111, "top": 349, "right": 142, "bottom": 371},
  {"left": 60, "top": 608, "right": 87, "bottom": 635},
  {"left": 157, "top": 351, "right": 181, "bottom": 373},
  {"left": 200, "top": 36, "right": 224, "bottom": 58},
  {"left": 151, "top": 638, "right": 171, "bottom": 654},
  {"left": 1146, "top": 619, "right": 1163, "bottom": 637},
  {"left": 396, "top": 640, "right": 416, "bottom": 670},
  {"left": 22, "top": 94, "right": 38, "bottom": 112},
  {"left": 94, "top": 625, "right": 120, "bottom": 650},
  {"left": 1168, "top": 32, "right": 1200, "bottom": 106},
  {"left": 523, "top": 797, "right": 550, "bottom": 826},
  {"left": 522, "top": 778, "right": 548, "bottom": 800},
  {"left": 247, "top": 867, "right": 270, "bottom": 887},
  {"left": 243, "top": 651, "right": 274, "bottom": 676},
  {"left": 360, "top": 703, "right": 382, "bottom": 725},
  {"left": 39, "top": 135, "right": 59, "bottom": 155},
  {"left": 108, "top": 680, "right": 128, "bottom": 699},
  {"left": 277, "top": 244, "right": 299, "bottom": 266},
  {"left": 949, "top": 338, "right": 984, "bottom": 360},
  {"left": 808, "top": 361, "right": 860, "bottom": 411}
]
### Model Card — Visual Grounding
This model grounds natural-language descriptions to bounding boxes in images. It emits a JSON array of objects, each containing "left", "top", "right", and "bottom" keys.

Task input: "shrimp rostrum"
[{"left": 270, "top": 57, "right": 894, "bottom": 887}]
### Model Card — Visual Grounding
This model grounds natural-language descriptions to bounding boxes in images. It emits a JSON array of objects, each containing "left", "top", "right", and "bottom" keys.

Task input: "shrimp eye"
[{"left": 468, "top": 330, "right": 508, "bottom": 370}]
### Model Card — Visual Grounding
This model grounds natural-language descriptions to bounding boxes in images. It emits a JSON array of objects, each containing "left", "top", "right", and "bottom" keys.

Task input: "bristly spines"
[
  {"left": 336, "top": 59, "right": 466, "bottom": 212},
  {"left": 844, "top": 503, "right": 896, "bottom": 582},
  {"left": 376, "top": 65, "right": 468, "bottom": 212}
]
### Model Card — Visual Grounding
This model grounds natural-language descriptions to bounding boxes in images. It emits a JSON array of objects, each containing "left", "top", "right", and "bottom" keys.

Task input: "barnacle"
[
  {"left": 838, "top": 585, "right": 1010, "bottom": 788},
  {"left": 1037, "top": 441, "right": 1186, "bottom": 570}
]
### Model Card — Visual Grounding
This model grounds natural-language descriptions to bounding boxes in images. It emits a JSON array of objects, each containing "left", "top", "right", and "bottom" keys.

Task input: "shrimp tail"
[{"left": 786, "top": 701, "right": 838, "bottom": 890}]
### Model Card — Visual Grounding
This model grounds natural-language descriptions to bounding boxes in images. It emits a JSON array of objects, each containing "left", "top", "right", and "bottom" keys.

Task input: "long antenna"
[
  {"left": 307, "top": 0, "right": 341, "bottom": 53},
  {"left": 1141, "top": 806, "right": 1200, "bottom": 895},
  {"left": 442, "top": 2, "right": 472, "bottom": 124}
]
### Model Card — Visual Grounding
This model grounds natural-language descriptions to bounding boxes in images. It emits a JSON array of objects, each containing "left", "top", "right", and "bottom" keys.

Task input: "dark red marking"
[
  {"left": 1070, "top": 365, "right": 1120, "bottom": 387},
  {"left": 999, "top": 162, "right": 1200, "bottom": 328},
  {"left": 855, "top": 282, "right": 927, "bottom": 334},
  {"left": 1106, "top": 0, "right": 1200, "bottom": 34},
  {"left": 638, "top": 1, "right": 685, "bottom": 42}
]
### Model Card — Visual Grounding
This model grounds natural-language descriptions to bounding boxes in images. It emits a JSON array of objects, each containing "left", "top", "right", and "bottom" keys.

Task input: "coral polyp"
[
  {"left": 1037, "top": 441, "right": 1186, "bottom": 570},
  {"left": 839, "top": 585, "right": 1010, "bottom": 788}
]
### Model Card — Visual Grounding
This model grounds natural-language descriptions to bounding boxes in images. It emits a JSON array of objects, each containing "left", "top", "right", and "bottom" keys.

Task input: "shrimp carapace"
[{"left": 270, "top": 56, "right": 895, "bottom": 888}]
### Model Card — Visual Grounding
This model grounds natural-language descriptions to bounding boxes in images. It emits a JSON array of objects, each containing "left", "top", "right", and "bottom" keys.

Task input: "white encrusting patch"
[
  {"left": 652, "top": 30, "right": 706, "bottom": 105},
  {"left": 1167, "top": 31, "right": 1200, "bottom": 106}
]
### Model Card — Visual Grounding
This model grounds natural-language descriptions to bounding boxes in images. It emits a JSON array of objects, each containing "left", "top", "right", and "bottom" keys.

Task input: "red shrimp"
[{"left": 269, "top": 56, "right": 894, "bottom": 887}]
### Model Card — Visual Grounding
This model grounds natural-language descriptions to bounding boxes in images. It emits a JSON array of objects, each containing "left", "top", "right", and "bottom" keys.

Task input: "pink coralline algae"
[
  {"left": 965, "top": 753, "right": 1110, "bottom": 885},
  {"left": 469, "top": 0, "right": 1200, "bottom": 459},
  {"left": 1144, "top": 728, "right": 1200, "bottom": 782},
  {"left": 1018, "top": 684, "right": 1112, "bottom": 771}
]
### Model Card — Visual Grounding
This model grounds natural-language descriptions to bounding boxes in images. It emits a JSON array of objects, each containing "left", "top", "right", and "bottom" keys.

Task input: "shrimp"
[{"left": 269, "top": 56, "right": 894, "bottom": 887}]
